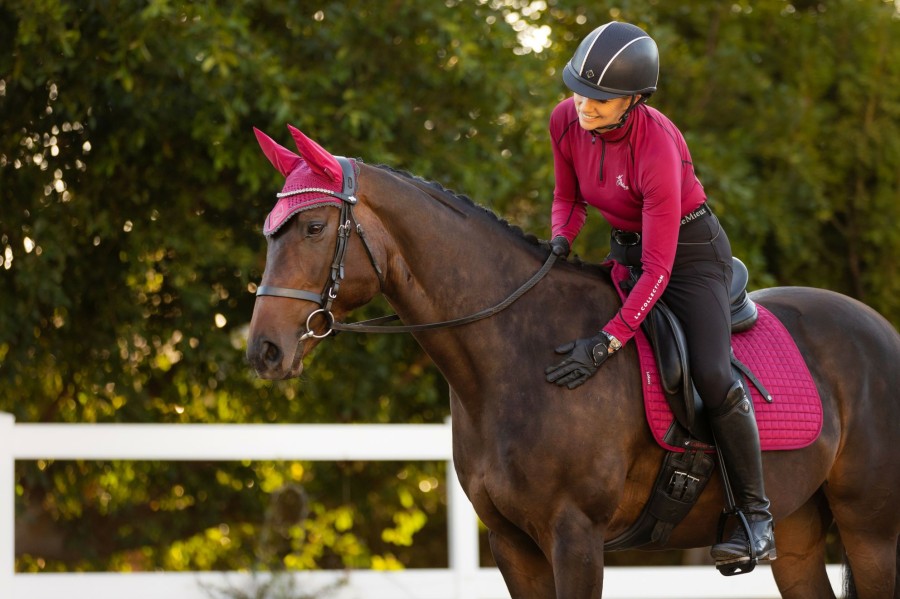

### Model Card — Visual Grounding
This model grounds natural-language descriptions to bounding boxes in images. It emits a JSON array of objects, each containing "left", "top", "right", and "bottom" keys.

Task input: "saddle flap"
[
  {"left": 642, "top": 301, "right": 700, "bottom": 430},
  {"left": 642, "top": 257, "right": 759, "bottom": 436}
]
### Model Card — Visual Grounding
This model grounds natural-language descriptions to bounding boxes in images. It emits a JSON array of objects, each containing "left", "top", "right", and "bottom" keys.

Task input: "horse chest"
[{"left": 456, "top": 428, "right": 619, "bottom": 532}]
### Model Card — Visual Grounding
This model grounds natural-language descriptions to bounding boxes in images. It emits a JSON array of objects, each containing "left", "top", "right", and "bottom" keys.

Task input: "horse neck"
[
  {"left": 363, "top": 166, "right": 541, "bottom": 324},
  {"left": 358, "top": 165, "right": 620, "bottom": 405}
]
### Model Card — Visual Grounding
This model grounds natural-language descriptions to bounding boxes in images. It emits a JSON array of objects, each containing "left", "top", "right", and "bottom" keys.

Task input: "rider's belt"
[
  {"left": 611, "top": 229, "right": 642, "bottom": 246},
  {"left": 611, "top": 202, "right": 711, "bottom": 247}
]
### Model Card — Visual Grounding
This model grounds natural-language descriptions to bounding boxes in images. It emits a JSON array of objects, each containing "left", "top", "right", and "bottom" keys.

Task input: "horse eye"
[{"left": 306, "top": 222, "right": 325, "bottom": 236}]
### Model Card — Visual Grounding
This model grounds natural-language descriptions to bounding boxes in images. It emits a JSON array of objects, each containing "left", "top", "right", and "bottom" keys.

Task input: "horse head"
[{"left": 246, "top": 126, "right": 382, "bottom": 379}]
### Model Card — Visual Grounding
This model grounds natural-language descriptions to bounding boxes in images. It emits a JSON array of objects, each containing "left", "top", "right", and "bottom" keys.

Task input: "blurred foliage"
[{"left": 1, "top": 0, "right": 898, "bottom": 575}]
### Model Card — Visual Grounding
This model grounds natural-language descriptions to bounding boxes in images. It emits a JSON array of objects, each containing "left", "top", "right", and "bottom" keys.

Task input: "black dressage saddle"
[{"left": 641, "top": 257, "right": 758, "bottom": 444}]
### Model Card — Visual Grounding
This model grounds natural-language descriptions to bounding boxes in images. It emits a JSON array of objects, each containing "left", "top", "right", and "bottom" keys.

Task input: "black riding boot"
[{"left": 709, "top": 381, "right": 776, "bottom": 564}]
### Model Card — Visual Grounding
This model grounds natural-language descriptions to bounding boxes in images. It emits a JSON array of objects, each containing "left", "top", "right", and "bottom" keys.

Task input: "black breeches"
[{"left": 609, "top": 212, "right": 734, "bottom": 410}]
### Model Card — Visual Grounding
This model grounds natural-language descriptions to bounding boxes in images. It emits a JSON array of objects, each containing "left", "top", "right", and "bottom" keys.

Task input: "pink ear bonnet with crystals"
[{"left": 254, "top": 125, "right": 351, "bottom": 236}]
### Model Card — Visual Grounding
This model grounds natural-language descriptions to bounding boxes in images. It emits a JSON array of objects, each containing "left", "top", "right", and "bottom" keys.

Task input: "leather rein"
[{"left": 256, "top": 157, "right": 558, "bottom": 340}]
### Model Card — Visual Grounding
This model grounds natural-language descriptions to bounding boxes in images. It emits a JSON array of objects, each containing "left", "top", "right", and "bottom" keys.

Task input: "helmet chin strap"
[{"left": 593, "top": 95, "right": 646, "bottom": 132}]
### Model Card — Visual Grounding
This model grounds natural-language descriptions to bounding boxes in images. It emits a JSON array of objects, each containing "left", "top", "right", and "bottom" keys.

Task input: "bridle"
[
  {"left": 256, "top": 158, "right": 559, "bottom": 342},
  {"left": 256, "top": 157, "right": 384, "bottom": 340}
]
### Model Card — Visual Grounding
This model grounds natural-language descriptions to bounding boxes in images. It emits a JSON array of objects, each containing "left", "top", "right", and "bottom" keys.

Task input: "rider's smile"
[{"left": 573, "top": 93, "right": 633, "bottom": 131}]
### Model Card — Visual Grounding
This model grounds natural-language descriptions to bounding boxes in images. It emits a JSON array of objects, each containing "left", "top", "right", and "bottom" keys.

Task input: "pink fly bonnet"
[{"left": 254, "top": 125, "right": 354, "bottom": 235}]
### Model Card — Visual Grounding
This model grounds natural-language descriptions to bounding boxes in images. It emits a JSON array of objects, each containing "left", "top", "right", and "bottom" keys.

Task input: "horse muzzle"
[{"left": 247, "top": 335, "right": 306, "bottom": 380}]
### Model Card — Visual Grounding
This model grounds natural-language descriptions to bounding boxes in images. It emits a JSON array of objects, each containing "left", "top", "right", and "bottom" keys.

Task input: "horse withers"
[{"left": 246, "top": 126, "right": 900, "bottom": 599}]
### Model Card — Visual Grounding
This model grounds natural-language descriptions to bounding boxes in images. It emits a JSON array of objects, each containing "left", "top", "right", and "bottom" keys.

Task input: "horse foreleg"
[
  {"left": 771, "top": 492, "right": 836, "bottom": 599},
  {"left": 489, "top": 528, "right": 556, "bottom": 598},
  {"left": 548, "top": 505, "right": 605, "bottom": 599}
]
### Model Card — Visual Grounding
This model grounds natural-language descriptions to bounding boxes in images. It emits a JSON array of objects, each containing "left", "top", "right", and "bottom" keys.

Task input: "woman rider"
[{"left": 542, "top": 21, "right": 776, "bottom": 567}]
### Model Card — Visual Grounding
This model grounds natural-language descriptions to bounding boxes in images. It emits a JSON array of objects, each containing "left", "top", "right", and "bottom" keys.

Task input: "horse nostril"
[{"left": 262, "top": 340, "right": 282, "bottom": 366}]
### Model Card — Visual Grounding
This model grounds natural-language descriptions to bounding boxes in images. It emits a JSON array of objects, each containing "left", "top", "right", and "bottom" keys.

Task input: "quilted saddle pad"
[{"left": 610, "top": 264, "right": 823, "bottom": 452}]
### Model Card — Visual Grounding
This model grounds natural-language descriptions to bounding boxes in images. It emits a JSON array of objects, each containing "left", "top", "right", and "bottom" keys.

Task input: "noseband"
[{"left": 256, "top": 159, "right": 559, "bottom": 341}]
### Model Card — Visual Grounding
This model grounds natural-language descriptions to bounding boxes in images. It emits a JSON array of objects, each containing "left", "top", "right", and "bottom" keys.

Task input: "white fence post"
[{"left": 0, "top": 412, "right": 14, "bottom": 596}]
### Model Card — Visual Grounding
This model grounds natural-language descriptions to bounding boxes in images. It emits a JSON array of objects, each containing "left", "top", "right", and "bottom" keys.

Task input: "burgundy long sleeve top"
[{"left": 550, "top": 97, "right": 707, "bottom": 344}]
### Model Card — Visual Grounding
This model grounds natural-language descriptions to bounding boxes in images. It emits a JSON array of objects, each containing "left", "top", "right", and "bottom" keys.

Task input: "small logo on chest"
[{"left": 616, "top": 174, "right": 630, "bottom": 191}]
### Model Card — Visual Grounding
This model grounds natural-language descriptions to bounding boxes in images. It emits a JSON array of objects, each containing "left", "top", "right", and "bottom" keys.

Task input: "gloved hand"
[
  {"left": 545, "top": 333, "right": 612, "bottom": 389},
  {"left": 549, "top": 235, "right": 570, "bottom": 258}
]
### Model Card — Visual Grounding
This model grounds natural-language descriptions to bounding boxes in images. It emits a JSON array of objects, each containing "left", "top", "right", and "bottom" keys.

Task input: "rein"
[{"left": 256, "top": 158, "right": 559, "bottom": 339}]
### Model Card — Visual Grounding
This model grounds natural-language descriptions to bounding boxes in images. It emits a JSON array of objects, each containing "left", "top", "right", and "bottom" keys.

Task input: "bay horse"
[{"left": 246, "top": 126, "right": 900, "bottom": 598}]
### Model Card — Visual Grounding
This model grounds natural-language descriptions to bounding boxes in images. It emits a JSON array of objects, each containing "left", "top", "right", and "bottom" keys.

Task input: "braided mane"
[{"left": 373, "top": 163, "right": 608, "bottom": 276}]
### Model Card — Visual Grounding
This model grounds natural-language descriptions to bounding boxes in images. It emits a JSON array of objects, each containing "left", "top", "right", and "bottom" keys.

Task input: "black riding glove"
[
  {"left": 549, "top": 235, "right": 570, "bottom": 258},
  {"left": 545, "top": 333, "right": 613, "bottom": 389}
]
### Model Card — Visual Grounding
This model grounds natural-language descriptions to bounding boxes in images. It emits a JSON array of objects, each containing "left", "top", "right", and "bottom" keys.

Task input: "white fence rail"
[{"left": 0, "top": 412, "right": 841, "bottom": 598}]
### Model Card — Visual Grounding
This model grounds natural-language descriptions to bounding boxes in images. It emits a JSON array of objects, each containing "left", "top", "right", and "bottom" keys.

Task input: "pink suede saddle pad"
[{"left": 610, "top": 264, "right": 823, "bottom": 453}]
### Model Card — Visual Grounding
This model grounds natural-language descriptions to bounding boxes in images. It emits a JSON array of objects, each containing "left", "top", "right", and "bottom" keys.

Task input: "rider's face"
[{"left": 573, "top": 93, "right": 635, "bottom": 131}]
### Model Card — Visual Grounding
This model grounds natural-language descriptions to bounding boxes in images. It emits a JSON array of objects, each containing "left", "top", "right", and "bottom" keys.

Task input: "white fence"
[{"left": 0, "top": 412, "right": 841, "bottom": 599}]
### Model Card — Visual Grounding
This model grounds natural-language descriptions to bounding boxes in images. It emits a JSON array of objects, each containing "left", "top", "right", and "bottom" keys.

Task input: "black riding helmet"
[{"left": 563, "top": 22, "right": 659, "bottom": 100}]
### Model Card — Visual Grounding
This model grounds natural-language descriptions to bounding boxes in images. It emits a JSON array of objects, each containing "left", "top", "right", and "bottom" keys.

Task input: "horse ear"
[
  {"left": 286, "top": 124, "right": 342, "bottom": 183},
  {"left": 253, "top": 127, "right": 301, "bottom": 177}
]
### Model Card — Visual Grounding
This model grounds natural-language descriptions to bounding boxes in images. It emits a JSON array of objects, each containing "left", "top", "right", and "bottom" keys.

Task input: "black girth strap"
[{"left": 604, "top": 447, "right": 715, "bottom": 551}]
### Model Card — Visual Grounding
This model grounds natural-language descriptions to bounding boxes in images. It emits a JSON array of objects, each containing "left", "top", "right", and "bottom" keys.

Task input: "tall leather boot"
[{"left": 709, "top": 380, "right": 777, "bottom": 564}]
